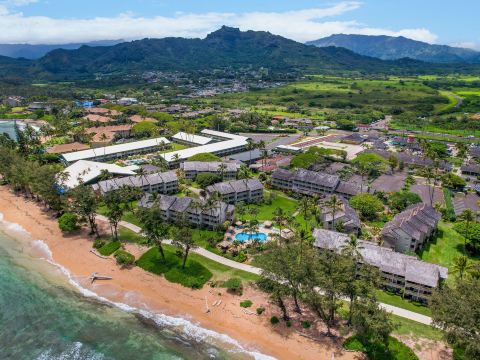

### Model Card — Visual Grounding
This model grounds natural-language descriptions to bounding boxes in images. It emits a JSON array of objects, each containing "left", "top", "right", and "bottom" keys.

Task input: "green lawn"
[
  {"left": 344, "top": 335, "right": 419, "bottom": 360},
  {"left": 418, "top": 222, "right": 480, "bottom": 283},
  {"left": 376, "top": 291, "right": 431, "bottom": 316},
  {"left": 242, "top": 192, "right": 298, "bottom": 221},
  {"left": 136, "top": 246, "right": 212, "bottom": 289},
  {"left": 391, "top": 315, "right": 444, "bottom": 342}
]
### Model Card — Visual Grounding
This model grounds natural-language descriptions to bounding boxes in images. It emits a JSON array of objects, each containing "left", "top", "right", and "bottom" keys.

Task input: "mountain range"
[
  {"left": 0, "top": 40, "right": 124, "bottom": 60},
  {"left": 0, "top": 27, "right": 478, "bottom": 82},
  {"left": 307, "top": 34, "right": 480, "bottom": 63}
]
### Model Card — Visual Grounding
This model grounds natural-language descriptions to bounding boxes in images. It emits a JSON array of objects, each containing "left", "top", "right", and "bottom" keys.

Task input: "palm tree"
[
  {"left": 217, "top": 162, "right": 227, "bottom": 181},
  {"left": 136, "top": 167, "right": 149, "bottom": 191},
  {"left": 451, "top": 255, "right": 473, "bottom": 279},
  {"left": 323, "top": 195, "right": 343, "bottom": 230},
  {"left": 238, "top": 164, "right": 251, "bottom": 180},
  {"left": 458, "top": 209, "right": 475, "bottom": 253},
  {"left": 341, "top": 235, "right": 364, "bottom": 325},
  {"left": 249, "top": 207, "right": 259, "bottom": 221}
]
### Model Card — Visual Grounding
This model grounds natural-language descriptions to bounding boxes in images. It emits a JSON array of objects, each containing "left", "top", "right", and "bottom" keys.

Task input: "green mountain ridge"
[
  {"left": 0, "top": 27, "right": 479, "bottom": 82},
  {"left": 307, "top": 34, "right": 480, "bottom": 64}
]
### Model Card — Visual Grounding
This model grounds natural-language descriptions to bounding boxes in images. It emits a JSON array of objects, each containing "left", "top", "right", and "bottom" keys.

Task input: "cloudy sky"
[{"left": 0, "top": 0, "right": 478, "bottom": 49}]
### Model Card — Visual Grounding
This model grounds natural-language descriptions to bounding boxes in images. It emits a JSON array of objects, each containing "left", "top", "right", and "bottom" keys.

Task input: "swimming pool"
[{"left": 235, "top": 232, "right": 268, "bottom": 242}]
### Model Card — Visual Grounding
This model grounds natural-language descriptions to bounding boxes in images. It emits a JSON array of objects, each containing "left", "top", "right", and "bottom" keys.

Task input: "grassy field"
[
  {"left": 391, "top": 315, "right": 444, "bottom": 342},
  {"left": 418, "top": 222, "right": 480, "bottom": 283},
  {"left": 242, "top": 191, "right": 298, "bottom": 221},
  {"left": 376, "top": 291, "right": 431, "bottom": 316}
]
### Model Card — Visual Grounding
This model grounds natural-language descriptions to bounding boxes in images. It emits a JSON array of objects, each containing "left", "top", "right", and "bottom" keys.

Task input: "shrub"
[
  {"left": 93, "top": 239, "right": 106, "bottom": 249},
  {"left": 286, "top": 320, "right": 292, "bottom": 327},
  {"left": 256, "top": 307, "right": 265, "bottom": 315},
  {"left": 349, "top": 193, "right": 384, "bottom": 220},
  {"left": 196, "top": 172, "right": 221, "bottom": 188},
  {"left": 58, "top": 213, "right": 78, "bottom": 232},
  {"left": 270, "top": 316, "right": 279, "bottom": 325},
  {"left": 235, "top": 251, "right": 247, "bottom": 263},
  {"left": 98, "top": 241, "right": 121, "bottom": 256},
  {"left": 302, "top": 320, "right": 311, "bottom": 329},
  {"left": 343, "top": 335, "right": 418, "bottom": 360},
  {"left": 114, "top": 250, "right": 135, "bottom": 266},
  {"left": 222, "top": 277, "right": 243, "bottom": 294},
  {"left": 240, "top": 300, "right": 253, "bottom": 308}
]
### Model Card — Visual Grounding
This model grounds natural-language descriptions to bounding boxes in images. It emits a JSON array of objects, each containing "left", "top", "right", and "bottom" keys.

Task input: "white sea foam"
[
  {"left": 36, "top": 341, "right": 105, "bottom": 360},
  {"left": 0, "top": 213, "right": 276, "bottom": 360}
]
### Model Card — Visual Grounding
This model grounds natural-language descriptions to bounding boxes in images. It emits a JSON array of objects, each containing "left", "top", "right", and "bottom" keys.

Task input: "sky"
[{"left": 0, "top": 0, "right": 478, "bottom": 49}]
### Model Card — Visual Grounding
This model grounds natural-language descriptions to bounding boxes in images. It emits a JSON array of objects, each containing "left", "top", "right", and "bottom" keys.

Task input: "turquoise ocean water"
[{"left": 0, "top": 215, "right": 270, "bottom": 360}]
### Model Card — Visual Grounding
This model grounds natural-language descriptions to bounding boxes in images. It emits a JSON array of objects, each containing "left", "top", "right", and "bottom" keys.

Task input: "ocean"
[{"left": 0, "top": 216, "right": 271, "bottom": 360}]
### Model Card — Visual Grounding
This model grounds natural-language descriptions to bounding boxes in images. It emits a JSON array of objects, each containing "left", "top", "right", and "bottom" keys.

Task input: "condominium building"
[
  {"left": 171, "top": 132, "right": 214, "bottom": 146},
  {"left": 206, "top": 178, "right": 264, "bottom": 204},
  {"left": 138, "top": 193, "right": 234, "bottom": 228},
  {"left": 180, "top": 161, "right": 240, "bottom": 180},
  {"left": 381, "top": 203, "right": 440, "bottom": 253},
  {"left": 313, "top": 228, "right": 448, "bottom": 303},
  {"left": 92, "top": 171, "right": 178, "bottom": 195},
  {"left": 61, "top": 137, "right": 171, "bottom": 164},
  {"left": 320, "top": 195, "right": 361, "bottom": 234}
]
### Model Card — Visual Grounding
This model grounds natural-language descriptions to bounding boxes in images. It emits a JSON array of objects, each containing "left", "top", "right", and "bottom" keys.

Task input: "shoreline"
[{"left": 0, "top": 185, "right": 357, "bottom": 360}]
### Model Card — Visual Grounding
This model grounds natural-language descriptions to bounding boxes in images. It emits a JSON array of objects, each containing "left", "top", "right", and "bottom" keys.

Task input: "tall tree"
[
  {"left": 69, "top": 184, "right": 100, "bottom": 236},
  {"left": 459, "top": 209, "right": 475, "bottom": 253},
  {"left": 103, "top": 190, "right": 125, "bottom": 241},
  {"left": 137, "top": 204, "right": 169, "bottom": 260},
  {"left": 172, "top": 216, "right": 196, "bottom": 269}
]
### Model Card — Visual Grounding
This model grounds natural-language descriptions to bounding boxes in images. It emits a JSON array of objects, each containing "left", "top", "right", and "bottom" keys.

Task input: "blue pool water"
[{"left": 235, "top": 232, "right": 267, "bottom": 242}]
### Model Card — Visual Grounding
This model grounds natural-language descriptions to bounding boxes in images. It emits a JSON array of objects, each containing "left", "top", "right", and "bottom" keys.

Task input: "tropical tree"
[
  {"left": 451, "top": 255, "right": 473, "bottom": 280},
  {"left": 103, "top": 190, "right": 125, "bottom": 241},
  {"left": 137, "top": 204, "right": 170, "bottom": 260},
  {"left": 459, "top": 209, "right": 475, "bottom": 253},
  {"left": 69, "top": 184, "right": 100, "bottom": 236},
  {"left": 323, "top": 195, "right": 343, "bottom": 230},
  {"left": 172, "top": 216, "right": 196, "bottom": 269}
]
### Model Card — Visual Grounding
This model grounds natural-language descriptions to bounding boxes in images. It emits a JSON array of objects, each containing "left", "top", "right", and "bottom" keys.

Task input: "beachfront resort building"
[
  {"left": 92, "top": 171, "right": 178, "bottom": 195},
  {"left": 380, "top": 203, "right": 440, "bottom": 253},
  {"left": 271, "top": 168, "right": 361, "bottom": 198},
  {"left": 61, "top": 137, "right": 171, "bottom": 164},
  {"left": 313, "top": 228, "right": 448, "bottom": 303},
  {"left": 206, "top": 178, "right": 264, "bottom": 204},
  {"left": 138, "top": 193, "right": 234, "bottom": 228},
  {"left": 180, "top": 161, "right": 240, "bottom": 180},
  {"left": 59, "top": 160, "right": 138, "bottom": 189}
]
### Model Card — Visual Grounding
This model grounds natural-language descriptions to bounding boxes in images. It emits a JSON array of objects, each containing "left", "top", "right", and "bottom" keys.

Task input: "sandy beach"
[{"left": 0, "top": 185, "right": 359, "bottom": 360}]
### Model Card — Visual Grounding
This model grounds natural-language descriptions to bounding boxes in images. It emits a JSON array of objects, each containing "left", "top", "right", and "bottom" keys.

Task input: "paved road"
[{"left": 96, "top": 215, "right": 433, "bottom": 325}]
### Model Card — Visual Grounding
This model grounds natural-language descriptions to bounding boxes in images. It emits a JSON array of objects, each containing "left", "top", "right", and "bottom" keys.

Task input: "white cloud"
[
  {"left": 0, "top": 1, "right": 438, "bottom": 45},
  {"left": 451, "top": 41, "right": 479, "bottom": 50}
]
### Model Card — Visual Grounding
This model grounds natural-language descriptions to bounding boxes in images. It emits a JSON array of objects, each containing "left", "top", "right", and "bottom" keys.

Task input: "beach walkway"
[{"left": 96, "top": 214, "right": 432, "bottom": 326}]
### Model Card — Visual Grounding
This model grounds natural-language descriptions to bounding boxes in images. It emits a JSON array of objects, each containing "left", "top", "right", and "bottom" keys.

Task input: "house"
[
  {"left": 313, "top": 228, "right": 448, "bottom": 303},
  {"left": 3, "top": 96, "right": 23, "bottom": 107},
  {"left": 129, "top": 115, "right": 157, "bottom": 123},
  {"left": 117, "top": 97, "right": 138, "bottom": 106},
  {"left": 206, "top": 178, "right": 264, "bottom": 204},
  {"left": 180, "top": 161, "right": 240, "bottom": 180},
  {"left": 227, "top": 148, "right": 265, "bottom": 165},
  {"left": 59, "top": 160, "right": 138, "bottom": 189},
  {"left": 86, "top": 124, "right": 133, "bottom": 146},
  {"left": 381, "top": 203, "right": 440, "bottom": 253},
  {"left": 46, "top": 142, "right": 90, "bottom": 154},
  {"left": 341, "top": 133, "right": 366, "bottom": 145},
  {"left": 461, "top": 163, "right": 480, "bottom": 177},
  {"left": 92, "top": 171, "right": 178, "bottom": 195},
  {"left": 320, "top": 195, "right": 361, "bottom": 234},
  {"left": 272, "top": 145, "right": 303, "bottom": 154},
  {"left": 61, "top": 137, "right": 171, "bottom": 164},
  {"left": 138, "top": 193, "right": 234, "bottom": 228}
]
